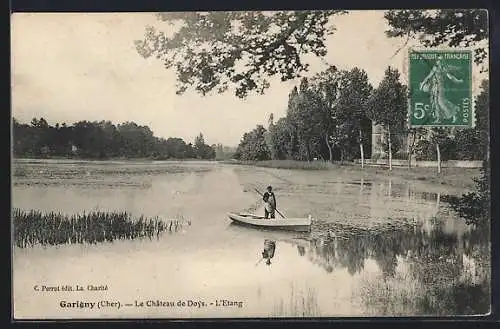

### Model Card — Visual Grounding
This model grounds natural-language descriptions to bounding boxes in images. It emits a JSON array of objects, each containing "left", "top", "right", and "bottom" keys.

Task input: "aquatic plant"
[{"left": 12, "top": 208, "right": 189, "bottom": 248}]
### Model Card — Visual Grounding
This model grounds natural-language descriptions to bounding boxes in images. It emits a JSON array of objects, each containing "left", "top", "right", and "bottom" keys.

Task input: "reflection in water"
[
  {"left": 12, "top": 161, "right": 490, "bottom": 318},
  {"left": 272, "top": 283, "right": 321, "bottom": 317},
  {"left": 261, "top": 239, "right": 276, "bottom": 266},
  {"left": 296, "top": 220, "right": 490, "bottom": 315}
]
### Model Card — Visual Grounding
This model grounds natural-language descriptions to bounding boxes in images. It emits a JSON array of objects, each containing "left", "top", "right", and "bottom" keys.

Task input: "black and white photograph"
[{"left": 11, "top": 9, "right": 491, "bottom": 319}]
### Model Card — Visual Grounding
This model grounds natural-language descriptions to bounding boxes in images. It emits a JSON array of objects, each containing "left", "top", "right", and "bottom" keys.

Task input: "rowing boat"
[{"left": 227, "top": 212, "right": 312, "bottom": 232}]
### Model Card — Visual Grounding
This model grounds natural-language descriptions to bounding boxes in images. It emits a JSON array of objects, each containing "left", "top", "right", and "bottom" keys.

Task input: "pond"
[{"left": 11, "top": 160, "right": 490, "bottom": 318}]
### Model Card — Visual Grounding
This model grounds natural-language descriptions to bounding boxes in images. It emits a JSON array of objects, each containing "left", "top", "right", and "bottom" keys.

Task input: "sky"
[{"left": 11, "top": 11, "right": 487, "bottom": 147}]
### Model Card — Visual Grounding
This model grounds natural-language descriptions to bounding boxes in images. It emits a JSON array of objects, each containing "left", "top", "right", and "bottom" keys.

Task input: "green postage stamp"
[{"left": 409, "top": 49, "right": 473, "bottom": 127}]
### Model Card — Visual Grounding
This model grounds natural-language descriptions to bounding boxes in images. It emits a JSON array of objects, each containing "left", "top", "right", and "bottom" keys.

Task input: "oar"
[{"left": 253, "top": 188, "right": 286, "bottom": 219}]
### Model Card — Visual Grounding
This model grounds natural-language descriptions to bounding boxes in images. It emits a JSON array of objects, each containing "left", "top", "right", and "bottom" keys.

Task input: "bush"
[
  {"left": 414, "top": 137, "right": 456, "bottom": 161},
  {"left": 454, "top": 129, "right": 484, "bottom": 160},
  {"left": 443, "top": 159, "right": 490, "bottom": 228}
]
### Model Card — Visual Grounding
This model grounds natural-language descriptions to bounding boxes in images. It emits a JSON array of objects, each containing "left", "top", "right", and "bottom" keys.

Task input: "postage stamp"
[{"left": 409, "top": 49, "right": 473, "bottom": 127}]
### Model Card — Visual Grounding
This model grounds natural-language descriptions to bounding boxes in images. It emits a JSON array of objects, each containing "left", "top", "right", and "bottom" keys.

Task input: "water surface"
[{"left": 12, "top": 160, "right": 490, "bottom": 318}]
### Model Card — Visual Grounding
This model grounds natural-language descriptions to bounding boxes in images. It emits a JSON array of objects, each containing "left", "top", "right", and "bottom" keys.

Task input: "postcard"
[{"left": 11, "top": 9, "right": 490, "bottom": 319}]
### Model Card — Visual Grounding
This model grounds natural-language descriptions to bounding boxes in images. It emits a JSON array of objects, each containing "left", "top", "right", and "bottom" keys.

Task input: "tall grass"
[{"left": 12, "top": 208, "right": 189, "bottom": 248}]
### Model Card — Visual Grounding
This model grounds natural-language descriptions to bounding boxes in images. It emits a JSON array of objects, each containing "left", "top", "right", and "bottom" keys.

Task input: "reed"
[{"left": 12, "top": 208, "right": 186, "bottom": 248}]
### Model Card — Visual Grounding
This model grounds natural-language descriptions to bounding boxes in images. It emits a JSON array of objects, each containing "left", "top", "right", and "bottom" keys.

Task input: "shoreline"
[
  {"left": 220, "top": 159, "right": 480, "bottom": 192},
  {"left": 12, "top": 158, "right": 480, "bottom": 192}
]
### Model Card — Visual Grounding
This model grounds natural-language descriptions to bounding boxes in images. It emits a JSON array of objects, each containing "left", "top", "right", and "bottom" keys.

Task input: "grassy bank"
[
  {"left": 222, "top": 160, "right": 480, "bottom": 191},
  {"left": 13, "top": 208, "right": 189, "bottom": 248}
]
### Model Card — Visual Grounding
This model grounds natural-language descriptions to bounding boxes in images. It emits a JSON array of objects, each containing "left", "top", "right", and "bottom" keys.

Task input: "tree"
[
  {"left": 474, "top": 79, "right": 489, "bottom": 161},
  {"left": 442, "top": 81, "right": 489, "bottom": 227},
  {"left": 135, "top": 11, "right": 345, "bottom": 98},
  {"left": 12, "top": 117, "right": 206, "bottom": 161},
  {"left": 287, "top": 78, "right": 326, "bottom": 161},
  {"left": 194, "top": 133, "right": 206, "bottom": 158},
  {"left": 284, "top": 87, "right": 300, "bottom": 159},
  {"left": 367, "top": 67, "right": 407, "bottom": 170},
  {"left": 234, "top": 125, "right": 270, "bottom": 161},
  {"left": 192, "top": 133, "right": 216, "bottom": 159},
  {"left": 405, "top": 127, "right": 426, "bottom": 168},
  {"left": 309, "top": 65, "right": 341, "bottom": 162},
  {"left": 164, "top": 137, "right": 189, "bottom": 158},
  {"left": 454, "top": 129, "right": 482, "bottom": 160},
  {"left": 265, "top": 113, "right": 276, "bottom": 159},
  {"left": 335, "top": 68, "right": 373, "bottom": 167},
  {"left": 384, "top": 9, "right": 488, "bottom": 71},
  {"left": 268, "top": 117, "right": 292, "bottom": 160},
  {"left": 385, "top": 9, "right": 489, "bottom": 171}
]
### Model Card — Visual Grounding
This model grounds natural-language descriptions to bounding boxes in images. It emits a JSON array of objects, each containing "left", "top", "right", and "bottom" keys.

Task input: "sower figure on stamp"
[
  {"left": 263, "top": 185, "right": 277, "bottom": 219},
  {"left": 419, "top": 56, "right": 463, "bottom": 124}
]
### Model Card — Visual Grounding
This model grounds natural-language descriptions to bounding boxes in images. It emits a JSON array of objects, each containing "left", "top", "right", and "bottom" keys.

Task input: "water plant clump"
[{"left": 12, "top": 208, "right": 185, "bottom": 248}]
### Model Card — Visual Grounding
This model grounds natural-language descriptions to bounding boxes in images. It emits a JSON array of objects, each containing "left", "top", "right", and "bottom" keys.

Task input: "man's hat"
[{"left": 267, "top": 185, "right": 272, "bottom": 190}]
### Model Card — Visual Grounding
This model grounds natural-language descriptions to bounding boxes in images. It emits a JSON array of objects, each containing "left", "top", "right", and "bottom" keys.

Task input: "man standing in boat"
[{"left": 263, "top": 185, "right": 277, "bottom": 219}]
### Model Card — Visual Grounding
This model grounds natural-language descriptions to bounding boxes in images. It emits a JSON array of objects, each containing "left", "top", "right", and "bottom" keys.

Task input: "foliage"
[
  {"left": 335, "top": 68, "right": 373, "bottom": 133},
  {"left": 194, "top": 133, "right": 216, "bottom": 159},
  {"left": 367, "top": 67, "right": 407, "bottom": 166},
  {"left": 473, "top": 79, "right": 490, "bottom": 158},
  {"left": 268, "top": 117, "right": 294, "bottom": 160},
  {"left": 444, "top": 158, "right": 490, "bottom": 228},
  {"left": 136, "top": 10, "right": 487, "bottom": 98},
  {"left": 430, "top": 128, "right": 456, "bottom": 161},
  {"left": 384, "top": 9, "right": 488, "bottom": 70},
  {"left": 335, "top": 68, "right": 373, "bottom": 160},
  {"left": 440, "top": 81, "right": 489, "bottom": 227},
  {"left": 135, "top": 11, "right": 345, "bottom": 98},
  {"left": 234, "top": 125, "right": 271, "bottom": 161},
  {"left": 453, "top": 129, "right": 483, "bottom": 160},
  {"left": 287, "top": 78, "right": 328, "bottom": 161},
  {"left": 367, "top": 67, "right": 407, "bottom": 130},
  {"left": 237, "top": 65, "right": 376, "bottom": 162},
  {"left": 12, "top": 117, "right": 216, "bottom": 160}
]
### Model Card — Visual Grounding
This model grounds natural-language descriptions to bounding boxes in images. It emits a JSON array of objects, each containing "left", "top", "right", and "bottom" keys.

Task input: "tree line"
[
  {"left": 134, "top": 10, "right": 489, "bottom": 228},
  {"left": 234, "top": 66, "right": 489, "bottom": 168},
  {"left": 12, "top": 118, "right": 219, "bottom": 160}
]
